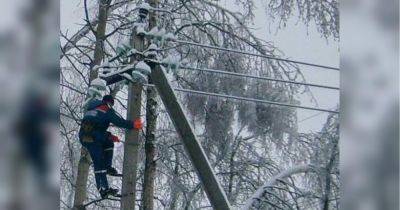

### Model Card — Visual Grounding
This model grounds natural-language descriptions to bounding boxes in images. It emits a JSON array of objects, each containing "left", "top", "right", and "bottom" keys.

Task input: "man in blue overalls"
[{"left": 79, "top": 95, "right": 142, "bottom": 198}]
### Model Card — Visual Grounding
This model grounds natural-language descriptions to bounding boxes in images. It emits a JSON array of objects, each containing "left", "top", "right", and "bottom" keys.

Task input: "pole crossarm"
[{"left": 149, "top": 62, "right": 232, "bottom": 210}]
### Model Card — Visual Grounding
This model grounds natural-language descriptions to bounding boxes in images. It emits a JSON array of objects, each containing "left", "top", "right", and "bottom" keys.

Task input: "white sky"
[{"left": 60, "top": 0, "right": 340, "bottom": 133}]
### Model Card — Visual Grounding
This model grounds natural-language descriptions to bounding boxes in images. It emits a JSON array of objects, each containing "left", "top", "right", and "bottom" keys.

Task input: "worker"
[{"left": 79, "top": 95, "right": 143, "bottom": 198}]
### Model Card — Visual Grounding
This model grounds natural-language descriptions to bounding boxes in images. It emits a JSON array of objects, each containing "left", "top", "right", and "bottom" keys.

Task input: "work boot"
[
  {"left": 107, "top": 167, "right": 120, "bottom": 176},
  {"left": 100, "top": 187, "right": 119, "bottom": 199}
]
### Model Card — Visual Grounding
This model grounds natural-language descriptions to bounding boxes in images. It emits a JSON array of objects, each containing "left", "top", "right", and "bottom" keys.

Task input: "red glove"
[
  {"left": 133, "top": 118, "right": 143, "bottom": 130},
  {"left": 110, "top": 134, "right": 120, "bottom": 142}
]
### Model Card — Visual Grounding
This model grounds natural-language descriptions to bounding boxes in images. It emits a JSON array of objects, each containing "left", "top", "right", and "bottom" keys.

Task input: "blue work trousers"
[{"left": 79, "top": 131, "right": 114, "bottom": 190}]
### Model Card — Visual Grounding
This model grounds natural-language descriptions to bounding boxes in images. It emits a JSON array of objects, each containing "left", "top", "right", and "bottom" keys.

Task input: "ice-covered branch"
[{"left": 242, "top": 164, "right": 315, "bottom": 210}]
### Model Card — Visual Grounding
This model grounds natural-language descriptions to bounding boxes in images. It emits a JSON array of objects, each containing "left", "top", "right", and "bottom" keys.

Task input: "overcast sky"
[{"left": 60, "top": 0, "right": 340, "bottom": 133}]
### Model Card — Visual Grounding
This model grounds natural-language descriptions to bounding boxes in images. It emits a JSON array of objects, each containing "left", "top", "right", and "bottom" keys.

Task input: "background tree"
[{"left": 263, "top": 0, "right": 339, "bottom": 39}]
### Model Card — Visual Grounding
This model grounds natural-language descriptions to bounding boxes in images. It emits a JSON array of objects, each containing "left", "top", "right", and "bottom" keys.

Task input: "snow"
[
  {"left": 161, "top": 55, "right": 180, "bottom": 73},
  {"left": 163, "top": 32, "right": 176, "bottom": 41},
  {"left": 82, "top": 95, "right": 101, "bottom": 109},
  {"left": 121, "top": 64, "right": 136, "bottom": 72},
  {"left": 145, "top": 51, "right": 157, "bottom": 58},
  {"left": 242, "top": 164, "right": 313, "bottom": 210},
  {"left": 135, "top": 24, "right": 146, "bottom": 36},
  {"left": 131, "top": 71, "right": 148, "bottom": 84},
  {"left": 137, "top": 2, "right": 151, "bottom": 10},
  {"left": 92, "top": 65, "right": 100, "bottom": 71},
  {"left": 88, "top": 87, "right": 103, "bottom": 98},
  {"left": 147, "top": 43, "right": 159, "bottom": 51},
  {"left": 126, "top": 48, "right": 140, "bottom": 57},
  {"left": 121, "top": 73, "right": 134, "bottom": 83},
  {"left": 144, "top": 43, "right": 158, "bottom": 58},
  {"left": 100, "top": 64, "right": 134, "bottom": 78},
  {"left": 82, "top": 97, "right": 93, "bottom": 110},
  {"left": 156, "top": 28, "right": 166, "bottom": 39},
  {"left": 135, "top": 61, "right": 151, "bottom": 75},
  {"left": 102, "top": 59, "right": 110, "bottom": 67},
  {"left": 91, "top": 78, "right": 107, "bottom": 90},
  {"left": 88, "top": 77, "right": 107, "bottom": 98},
  {"left": 147, "top": 27, "right": 159, "bottom": 37},
  {"left": 116, "top": 37, "right": 131, "bottom": 55},
  {"left": 138, "top": 26, "right": 175, "bottom": 46}
]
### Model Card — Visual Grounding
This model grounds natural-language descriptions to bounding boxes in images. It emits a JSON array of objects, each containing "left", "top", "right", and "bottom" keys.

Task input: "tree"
[
  {"left": 243, "top": 114, "right": 339, "bottom": 209},
  {"left": 73, "top": 0, "right": 112, "bottom": 209},
  {"left": 142, "top": 1, "right": 159, "bottom": 210},
  {"left": 264, "top": 0, "right": 339, "bottom": 39}
]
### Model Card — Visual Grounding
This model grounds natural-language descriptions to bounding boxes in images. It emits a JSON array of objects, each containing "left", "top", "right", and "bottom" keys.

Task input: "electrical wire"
[
  {"left": 144, "top": 84, "right": 339, "bottom": 114},
  {"left": 173, "top": 40, "right": 340, "bottom": 71},
  {"left": 180, "top": 66, "right": 340, "bottom": 90}
]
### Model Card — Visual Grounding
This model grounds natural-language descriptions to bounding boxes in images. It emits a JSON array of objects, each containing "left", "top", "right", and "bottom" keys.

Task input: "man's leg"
[
  {"left": 102, "top": 138, "right": 114, "bottom": 170},
  {"left": 84, "top": 143, "right": 109, "bottom": 191}
]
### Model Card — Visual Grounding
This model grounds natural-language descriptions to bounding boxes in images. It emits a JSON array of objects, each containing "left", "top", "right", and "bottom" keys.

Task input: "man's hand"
[
  {"left": 109, "top": 134, "right": 120, "bottom": 142},
  {"left": 133, "top": 118, "right": 143, "bottom": 130}
]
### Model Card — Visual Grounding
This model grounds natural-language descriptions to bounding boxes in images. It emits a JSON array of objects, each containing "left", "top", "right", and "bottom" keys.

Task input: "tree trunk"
[
  {"left": 61, "top": 1, "right": 129, "bottom": 59},
  {"left": 142, "top": 87, "right": 157, "bottom": 209},
  {"left": 142, "top": 0, "right": 159, "bottom": 209},
  {"left": 73, "top": 0, "right": 110, "bottom": 209},
  {"left": 169, "top": 151, "right": 180, "bottom": 210},
  {"left": 322, "top": 139, "right": 338, "bottom": 210}
]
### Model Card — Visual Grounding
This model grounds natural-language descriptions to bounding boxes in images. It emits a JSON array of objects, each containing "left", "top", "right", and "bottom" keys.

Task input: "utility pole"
[
  {"left": 120, "top": 2, "right": 145, "bottom": 209},
  {"left": 98, "top": 2, "right": 231, "bottom": 208},
  {"left": 149, "top": 63, "right": 232, "bottom": 210},
  {"left": 73, "top": 0, "right": 110, "bottom": 208},
  {"left": 142, "top": 0, "right": 158, "bottom": 210}
]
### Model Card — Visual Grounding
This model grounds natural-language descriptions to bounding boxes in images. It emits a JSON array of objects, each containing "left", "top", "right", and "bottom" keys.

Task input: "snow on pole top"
[{"left": 136, "top": 24, "right": 146, "bottom": 36}]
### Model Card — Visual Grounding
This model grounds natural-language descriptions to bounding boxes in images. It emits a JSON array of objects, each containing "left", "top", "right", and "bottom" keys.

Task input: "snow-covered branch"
[{"left": 243, "top": 164, "right": 316, "bottom": 210}]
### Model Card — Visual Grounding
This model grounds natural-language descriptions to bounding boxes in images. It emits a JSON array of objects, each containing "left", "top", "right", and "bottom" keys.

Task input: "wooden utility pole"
[
  {"left": 142, "top": 0, "right": 159, "bottom": 209},
  {"left": 73, "top": 0, "right": 110, "bottom": 208},
  {"left": 120, "top": 6, "right": 145, "bottom": 210},
  {"left": 149, "top": 64, "right": 232, "bottom": 210}
]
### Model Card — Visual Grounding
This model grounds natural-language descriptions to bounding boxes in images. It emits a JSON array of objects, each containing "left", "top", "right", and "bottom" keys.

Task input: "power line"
[
  {"left": 144, "top": 84, "right": 339, "bottom": 114},
  {"left": 173, "top": 40, "right": 340, "bottom": 71},
  {"left": 180, "top": 66, "right": 340, "bottom": 90},
  {"left": 298, "top": 111, "right": 327, "bottom": 122}
]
